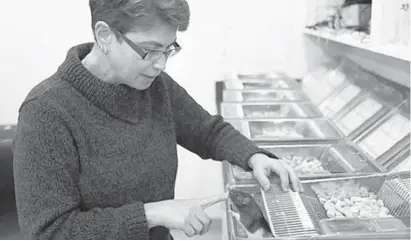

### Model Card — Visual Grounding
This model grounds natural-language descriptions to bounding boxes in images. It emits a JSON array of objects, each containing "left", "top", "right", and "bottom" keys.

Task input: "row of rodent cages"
[
  {"left": 219, "top": 60, "right": 410, "bottom": 240},
  {"left": 219, "top": 58, "right": 410, "bottom": 185}
]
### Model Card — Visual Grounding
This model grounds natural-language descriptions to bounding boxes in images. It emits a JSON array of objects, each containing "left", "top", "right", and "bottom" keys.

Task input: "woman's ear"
[{"left": 94, "top": 21, "right": 113, "bottom": 54}]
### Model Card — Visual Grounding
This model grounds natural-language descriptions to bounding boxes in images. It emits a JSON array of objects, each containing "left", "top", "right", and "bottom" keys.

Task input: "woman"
[{"left": 12, "top": 0, "right": 303, "bottom": 239}]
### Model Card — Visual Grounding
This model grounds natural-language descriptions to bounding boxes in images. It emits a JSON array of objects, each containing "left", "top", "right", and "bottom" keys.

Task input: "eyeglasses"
[{"left": 111, "top": 28, "right": 181, "bottom": 62}]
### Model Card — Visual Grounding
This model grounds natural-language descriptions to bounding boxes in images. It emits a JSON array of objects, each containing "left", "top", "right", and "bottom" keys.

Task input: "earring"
[{"left": 99, "top": 43, "right": 108, "bottom": 54}]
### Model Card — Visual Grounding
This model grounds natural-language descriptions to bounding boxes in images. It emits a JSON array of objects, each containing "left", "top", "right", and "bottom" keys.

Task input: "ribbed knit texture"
[{"left": 12, "top": 43, "right": 277, "bottom": 240}]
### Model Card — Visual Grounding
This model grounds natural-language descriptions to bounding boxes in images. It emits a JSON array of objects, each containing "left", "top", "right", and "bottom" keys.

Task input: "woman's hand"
[
  {"left": 248, "top": 153, "right": 304, "bottom": 192},
  {"left": 145, "top": 194, "right": 227, "bottom": 237}
]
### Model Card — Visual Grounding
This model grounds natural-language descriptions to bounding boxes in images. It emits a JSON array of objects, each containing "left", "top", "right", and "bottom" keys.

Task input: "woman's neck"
[{"left": 81, "top": 44, "right": 119, "bottom": 84}]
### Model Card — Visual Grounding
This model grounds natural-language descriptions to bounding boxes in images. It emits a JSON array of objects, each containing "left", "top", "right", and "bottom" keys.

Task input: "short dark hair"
[{"left": 89, "top": 0, "right": 190, "bottom": 37}]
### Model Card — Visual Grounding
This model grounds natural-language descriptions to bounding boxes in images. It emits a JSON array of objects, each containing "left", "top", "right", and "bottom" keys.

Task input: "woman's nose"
[{"left": 153, "top": 55, "right": 167, "bottom": 71}]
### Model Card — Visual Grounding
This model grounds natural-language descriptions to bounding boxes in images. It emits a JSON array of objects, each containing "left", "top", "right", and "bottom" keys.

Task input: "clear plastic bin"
[
  {"left": 353, "top": 98, "right": 410, "bottom": 172},
  {"left": 226, "top": 118, "right": 344, "bottom": 144},
  {"left": 222, "top": 89, "right": 309, "bottom": 102},
  {"left": 226, "top": 185, "right": 274, "bottom": 240},
  {"left": 226, "top": 172, "right": 411, "bottom": 239},
  {"left": 315, "top": 58, "right": 387, "bottom": 119},
  {"left": 220, "top": 102, "right": 322, "bottom": 119},
  {"left": 258, "top": 172, "right": 411, "bottom": 239},
  {"left": 302, "top": 59, "right": 355, "bottom": 105},
  {"left": 327, "top": 72, "right": 405, "bottom": 140},
  {"left": 224, "top": 72, "right": 300, "bottom": 90},
  {"left": 228, "top": 142, "right": 380, "bottom": 185},
  {"left": 318, "top": 80, "right": 363, "bottom": 119},
  {"left": 391, "top": 148, "right": 410, "bottom": 173}
]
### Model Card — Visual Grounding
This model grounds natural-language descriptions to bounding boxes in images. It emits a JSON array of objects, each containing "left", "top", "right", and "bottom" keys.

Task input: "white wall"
[
  {"left": 0, "top": 0, "right": 298, "bottom": 217},
  {"left": 164, "top": 0, "right": 297, "bottom": 217},
  {"left": 0, "top": 1, "right": 93, "bottom": 125},
  {"left": 167, "top": 0, "right": 295, "bottom": 189},
  {"left": 0, "top": 0, "right": 296, "bottom": 124}
]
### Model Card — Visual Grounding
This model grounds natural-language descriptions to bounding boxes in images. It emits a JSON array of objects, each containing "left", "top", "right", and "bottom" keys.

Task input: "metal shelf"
[{"left": 304, "top": 28, "right": 410, "bottom": 62}]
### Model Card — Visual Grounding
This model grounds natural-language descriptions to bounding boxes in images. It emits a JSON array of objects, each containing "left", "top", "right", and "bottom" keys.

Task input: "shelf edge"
[{"left": 303, "top": 28, "right": 411, "bottom": 62}]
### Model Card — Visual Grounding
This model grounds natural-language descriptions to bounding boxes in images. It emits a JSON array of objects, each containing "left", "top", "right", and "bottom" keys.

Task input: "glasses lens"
[
  {"left": 145, "top": 48, "right": 180, "bottom": 61},
  {"left": 167, "top": 48, "right": 180, "bottom": 58},
  {"left": 145, "top": 52, "right": 164, "bottom": 61}
]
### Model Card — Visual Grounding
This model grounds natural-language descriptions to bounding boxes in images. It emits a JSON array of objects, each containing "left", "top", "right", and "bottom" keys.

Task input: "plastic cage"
[
  {"left": 222, "top": 89, "right": 309, "bottom": 102},
  {"left": 260, "top": 172, "right": 410, "bottom": 239},
  {"left": 226, "top": 118, "right": 344, "bottom": 144},
  {"left": 220, "top": 102, "right": 323, "bottom": 119},
  {"left": 229, "top": 143, "right": 380, "bottom": 185},
  {"left": 224, "top": 72, "right": 301, "bottom": 90}
]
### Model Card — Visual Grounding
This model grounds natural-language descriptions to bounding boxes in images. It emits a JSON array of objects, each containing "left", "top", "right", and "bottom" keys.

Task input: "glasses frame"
[{"left": 111, "top": 27, "right": 181, "bottom": 61}]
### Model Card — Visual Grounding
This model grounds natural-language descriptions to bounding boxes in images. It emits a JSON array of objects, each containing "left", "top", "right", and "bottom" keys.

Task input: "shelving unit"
[
  {"left": 300, "top": 0, "right": 410, "bottom": 88},
  {"left": 303, "top": 28, "right": 410, "bottom": 62}
]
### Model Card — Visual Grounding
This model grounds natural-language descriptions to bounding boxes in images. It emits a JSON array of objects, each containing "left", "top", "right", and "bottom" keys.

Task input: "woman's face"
[{"left": 107, "top": 23, "right": 178, "bottom": 90}]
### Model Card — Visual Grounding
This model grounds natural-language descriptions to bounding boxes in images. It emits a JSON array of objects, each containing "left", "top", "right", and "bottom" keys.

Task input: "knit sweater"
[{"left": 12, "top": 43, "right": 277, "bottom": 240}]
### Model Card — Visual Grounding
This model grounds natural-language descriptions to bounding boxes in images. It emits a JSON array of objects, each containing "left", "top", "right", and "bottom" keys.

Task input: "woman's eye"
[{"left": 143, "top": 47, "right": 164, "bottom": 52}]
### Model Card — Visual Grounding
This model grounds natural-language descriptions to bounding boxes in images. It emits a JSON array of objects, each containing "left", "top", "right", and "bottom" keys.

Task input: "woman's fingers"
[
  {"left": 194, "top": 207, "right": 212, "bottom": 235},
  {"left": 271, "top": 161, "right": 290, "bottom": 192},
  {"left": 199, "top": 193, "right": 227, "bottom": 209},
  {"left": 183, "top": 224, "right": 195, "bottom": 237},
  {"left": 253, "top": 165, "right": 271, "bottom": 191},
  {"left": 187, "top": 209, "right": 204, "bottom": 235},
  {"left": 284, "top": 164, "right": 303, "bottom": 192},
  {"left": 180, "top": 195, "right": 227, "bottom": 237}
]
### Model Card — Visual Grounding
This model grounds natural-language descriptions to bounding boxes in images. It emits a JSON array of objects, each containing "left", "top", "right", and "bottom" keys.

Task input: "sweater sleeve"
[
  {"left": 12, "top": 99, "right": 149, "bottom": 240},
  {"left": 166, "top": 75, "right": 278, "bottom": 171}
]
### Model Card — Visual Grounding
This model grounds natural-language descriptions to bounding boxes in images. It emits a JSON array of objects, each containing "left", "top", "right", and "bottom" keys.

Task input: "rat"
[{"left": 229, "top": 189, "right": 272, "bottom": 238}]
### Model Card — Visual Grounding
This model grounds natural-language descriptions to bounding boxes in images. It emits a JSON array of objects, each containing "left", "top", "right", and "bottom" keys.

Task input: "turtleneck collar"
[{"left": 57, "top": 43, "right": 152, "bottom": 123}]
